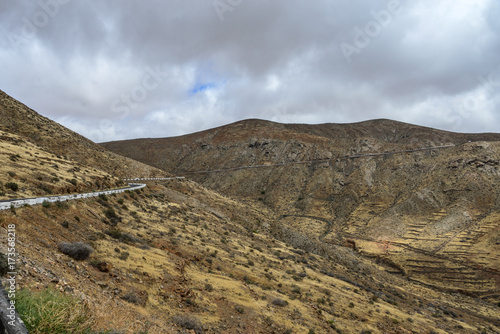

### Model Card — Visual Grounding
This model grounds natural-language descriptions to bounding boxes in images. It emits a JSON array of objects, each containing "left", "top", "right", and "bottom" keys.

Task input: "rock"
[{"left": 97, "top": 261, "right": 112, "bottom": 273}]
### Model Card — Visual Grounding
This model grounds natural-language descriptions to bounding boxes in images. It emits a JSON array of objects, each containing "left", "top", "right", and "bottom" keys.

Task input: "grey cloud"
[{"left": 0, "top": 0, "right": 498, "bottom": 142}]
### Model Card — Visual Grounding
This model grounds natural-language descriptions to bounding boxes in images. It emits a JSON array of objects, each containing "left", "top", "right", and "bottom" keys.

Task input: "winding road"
[{"left": 0, "top": 144, "right": 456, "bottom": 211}]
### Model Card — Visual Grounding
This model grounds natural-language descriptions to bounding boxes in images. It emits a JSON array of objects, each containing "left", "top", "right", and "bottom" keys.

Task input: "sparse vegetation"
[
  {"left": 1, "top": 91, "right": 500, "bottom": 334},
  {"left": 120, "top": 290, "right": 147, "bottom": 306},
  {"left": 172, "top": 314, "right": 203, "bottom": 334},
  {"left": 58, "top": 242, "right": 93, "bottom": 260},
  {"left": 5, "top": 182, "right": 18, "bottom": 191},
  {"left": 14, "top": 287, "right": 94, "bottom": 333},
  {"left": 118, "top": 251, "right": 130, "bottom": 261},
  {"left": 0, "top": 253, "right": 9, "bottom": 276},
  {"left": 272, "top": 298, "right": 288, "bottom": 307}
]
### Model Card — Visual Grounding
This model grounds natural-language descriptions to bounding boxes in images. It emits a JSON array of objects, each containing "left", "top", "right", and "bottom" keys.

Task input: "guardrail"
[
  {"left": 0, "top": 145, "right": 456, "bottom": 210},
  {"left": 123, "top": 177, "right": 185, "bottom": 181},
  {"left": 0, "top": 183, "right": 146, "bottom": 211}
]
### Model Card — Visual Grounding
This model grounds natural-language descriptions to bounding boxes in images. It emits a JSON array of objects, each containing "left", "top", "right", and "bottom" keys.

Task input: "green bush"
[
  {"left": 0, "top": 253, "right": 9, "bottom": 276},
  {"left": 55, "top": 201, "right": 69, "bottom": 210},
  {"left": 5, "top": 182, "right": 18, "bottom": 191},
  {"left": 104, "top": 208, "right": 121, "bottom": 224},
  {"left": 14, "top": 287, "right": 94, "bottom": 333}
]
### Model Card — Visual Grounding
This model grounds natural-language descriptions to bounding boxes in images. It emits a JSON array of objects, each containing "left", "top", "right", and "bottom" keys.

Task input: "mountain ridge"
[
  {"left": 1, "top": 90, "right": 499, "bottom": 333},
  {"left": 102, "top": 117, "right": 500, "bottom": 300}
]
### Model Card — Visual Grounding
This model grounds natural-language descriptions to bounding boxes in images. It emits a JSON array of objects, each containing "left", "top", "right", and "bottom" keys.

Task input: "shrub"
[
  {"left": 122, "top": 290, "right": 148, "bottom": 307},
  {"left": 14, "top": 287, "right": 94, "bottom": 333},
  {"left": 37, "top": 184, "right": 52, "bottom": 194},
  {"left": 105, "top": 229, "right": 141, "bottom": 244},
  {"left": 60, "top": 221, "right": 69, "bottom": 228},
  {"left": 5, "top": 182, "right": 18, "bottom": 191},
  {"left": 0, "top": 253, "right": 9, "bottom": 276},
  {"left": 55, "top": 201, "right": 68, "bottom": 210},
  {"left": 271, "top": 298, "right": 289, "bottom": 307},
  {"left": 7, "top": 171, "right": 16, "bottom": 177},
  {"left": 69, "top": 178, "right": 78, "bottom": 186},
  {"left": 42, "top": 201, "right": 51, "bottom": 208},
  {"left": 58, "top": 242, "right": 93, "bottom": 260},
  {"left": 118, "top": 252, "right": 130, "bottom": 261},
  {"left": 104, "top": 208, "right": 118, "bottom": 219},
  {"left": 172, "top": 314, "right": 203, "bottom": 334}
]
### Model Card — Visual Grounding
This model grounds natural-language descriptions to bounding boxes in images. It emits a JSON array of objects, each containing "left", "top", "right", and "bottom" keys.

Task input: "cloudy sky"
[{"left": 1, "top": 0, "right": 499, "bottom": 142}]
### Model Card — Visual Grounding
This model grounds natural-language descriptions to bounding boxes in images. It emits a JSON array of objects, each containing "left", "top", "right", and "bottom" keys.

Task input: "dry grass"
[{"left": 0, "top": 130, "right": 119, "bottom": 200}]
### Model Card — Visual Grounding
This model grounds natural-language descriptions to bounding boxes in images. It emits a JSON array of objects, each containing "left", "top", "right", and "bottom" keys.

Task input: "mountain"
[
  {"left": 102, "top": 119, "right": 500, "bottom": 298},
  {"left": 1, "top": 90, "right": 499, "bottom": 334},
  {"left": 0, "top": 89, "right": 165, "bottom": 180}
]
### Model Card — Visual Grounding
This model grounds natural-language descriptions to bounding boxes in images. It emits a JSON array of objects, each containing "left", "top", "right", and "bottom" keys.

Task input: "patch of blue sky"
[{"left": 189, "top": 82, "right": 217, "bottom": 96}]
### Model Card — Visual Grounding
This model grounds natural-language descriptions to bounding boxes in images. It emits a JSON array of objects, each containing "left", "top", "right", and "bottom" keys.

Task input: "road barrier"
[
  {"left": 123, "top": 177, "right": 185, "bottom": 181},
  {"left": 0, "top": 183, "right": 146, "bottom": 211}
]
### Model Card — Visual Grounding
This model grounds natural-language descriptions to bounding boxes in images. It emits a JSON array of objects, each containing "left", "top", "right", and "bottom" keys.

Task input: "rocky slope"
[
  {"left": 102, "top": 119, "right": 500, "bottom": 299},
  {"left": 0, "top": 90, "right": 165, "bottom": 179},
  {"left": 0, "top": 91, "right": 498, "bottom": 333}
]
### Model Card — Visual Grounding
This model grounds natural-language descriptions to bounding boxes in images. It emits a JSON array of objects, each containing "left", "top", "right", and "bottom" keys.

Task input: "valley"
[{"left": 0, "top": 90, "right": 498, "bottom": 333}]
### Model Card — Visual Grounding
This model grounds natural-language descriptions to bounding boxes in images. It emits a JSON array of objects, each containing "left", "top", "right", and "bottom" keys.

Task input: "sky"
[{"left": 0, "top": 0, "right": 499, "bottom": 142}]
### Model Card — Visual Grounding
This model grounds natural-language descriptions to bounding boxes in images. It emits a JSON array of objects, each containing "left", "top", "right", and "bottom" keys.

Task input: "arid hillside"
[
  {"left": 102, "top": 119, "right": 500, "bottom": 299},
  {"left": 0, "top": 92, "right": 499, "bottom": 333},
  {"left": 0, "top": 90, "right": 165, "bottom": 179}
]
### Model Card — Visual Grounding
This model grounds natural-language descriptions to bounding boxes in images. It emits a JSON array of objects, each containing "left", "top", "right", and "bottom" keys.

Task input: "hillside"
[
  {"left": 102, "top": 119, "right": 500, "bottom": 299},
  {"left": 0, "top": 89, "right": 165, "bottom": 179},
  {"left": 0, "top": 92, "right": 498, "bottom": 333},
  {"left": 101, "top": 118, "right": 500, "bottom": 174}
]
